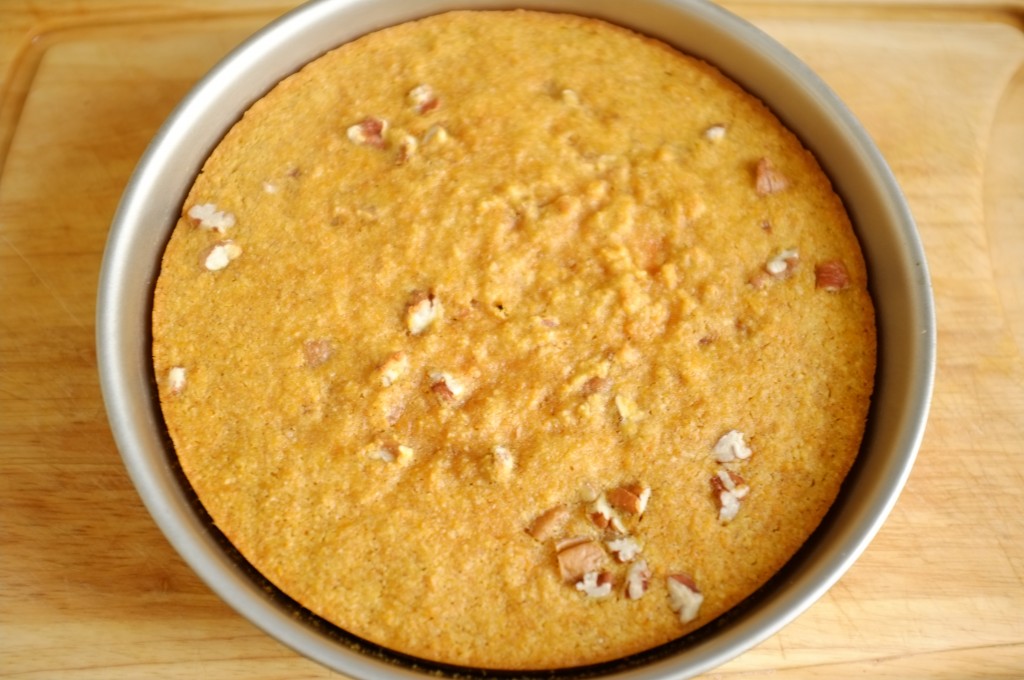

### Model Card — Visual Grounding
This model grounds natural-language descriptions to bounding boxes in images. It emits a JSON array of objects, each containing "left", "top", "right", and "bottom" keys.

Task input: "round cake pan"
[{"left": 97, "top": 0, "right": 936, "bottom": 677}]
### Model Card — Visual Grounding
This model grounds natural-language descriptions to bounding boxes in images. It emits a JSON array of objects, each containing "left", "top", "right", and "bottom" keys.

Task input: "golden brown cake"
[{"left": 152, "top": 9, "right": 875, "bottom": 670}]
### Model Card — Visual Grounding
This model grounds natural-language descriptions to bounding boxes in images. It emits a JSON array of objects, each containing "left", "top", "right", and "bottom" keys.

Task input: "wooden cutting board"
[{"left": 2, "top": 1, "right": 1022, "bottom": 677}]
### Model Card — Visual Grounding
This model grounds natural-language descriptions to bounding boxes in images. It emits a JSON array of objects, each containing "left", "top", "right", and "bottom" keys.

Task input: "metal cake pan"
[{"left": 96, "top": 0, "right": 936, "bottom": 677}]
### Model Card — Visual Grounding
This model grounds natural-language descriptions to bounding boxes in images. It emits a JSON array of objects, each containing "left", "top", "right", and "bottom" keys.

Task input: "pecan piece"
[
  {"left": 614, "top": 393, "right": 642, "bottom": 422},
  {"left": 527, "top": 505, "right": 569, "bottom": 543},
  {"left": 200, "top": 240, "right": 242, "bottom": 271},
  {"left": 557, "top": 539, "right": 606, "bottom": 583},
  {"left": 395, "top": 133, "right": 418, "bottom": 164},
  {"left": 187, "top": 202, "right": 235, "bottom": 233},
  {"left": 347, "top": 117, "right": 388, "bottom": 148},
  {"left": 368, "top": 443, "right": 414, "bottom": 465},
  {"left": 815, "top": 259, "right": 850, "bottom": 291},
  {"left": 167, "top": 366, "right": 186, "bottom": 395},
  {"left": 580, "top": 376, "right": 609, "bottom": 396},
  {"left": 625, "top": 559, "right": 652, "bottom": 600},
  {"left": 405, "top": 290, "right": 442, "bottom": 335},
  {"left": 606, "top": 536, "right": 642, "bottom": 563},
  {"left": 766, "top": 249, "right": 800, "bottom": 278},
  {"left": 703, "top": 124, "right": 726, "bottom": 142},
  {"left": 407, "top": 84, "right": 440, "bottom": 114},
  {"left": 667, "top": 573, "right": 704, "bottom": 624},
  {"left": 379, "top": 351, "right": 409, "bottom": 386},
  {"left": 606, "top": 483, "right": 651, "bottom": 516},
  {"left": 429, "top": 371, "right": 464, "bottom": 403},
  {"left": 491, "top": 445, "right": 515, "bottom": 480},
  {"left": 422, "top": 124, "right": 450, "bottom": 145},
  {"left": 588, "top": 494, "right": 625, "bottom": 533},
  {"left": 303, "top": 339, "right": 333, "bottom": 368},
  {"left": 575, "top": 571, "right": 614, "bottom": 598},
  {"left": 754, "top": 157, "right": 789, "bottom": 195},
  {"left": 713, "top": 430, "right": 752, "bottom": 463},
  {"left": 711, "top": 469, "right": 750, "bottom": 522}
]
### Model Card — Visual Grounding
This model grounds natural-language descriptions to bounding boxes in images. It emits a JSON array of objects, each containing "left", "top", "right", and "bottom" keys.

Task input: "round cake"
[{"left": 152, "top": 9, "right": 876, "bottom": 671}]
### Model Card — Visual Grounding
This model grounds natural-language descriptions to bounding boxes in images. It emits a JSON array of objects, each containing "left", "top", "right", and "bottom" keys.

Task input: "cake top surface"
[{"left": 153, "top": 9, "right": 875, "bottom": 670}]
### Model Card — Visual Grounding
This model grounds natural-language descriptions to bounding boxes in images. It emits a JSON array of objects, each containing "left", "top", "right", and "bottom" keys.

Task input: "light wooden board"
[{"left": 1, "top": 1, "right": 1022, "bottom": 678}]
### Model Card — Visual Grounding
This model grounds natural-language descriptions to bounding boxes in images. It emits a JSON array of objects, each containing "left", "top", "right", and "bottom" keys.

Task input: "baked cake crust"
[{"left": 152, "top": 10, "right": 875, "bottom": 670}]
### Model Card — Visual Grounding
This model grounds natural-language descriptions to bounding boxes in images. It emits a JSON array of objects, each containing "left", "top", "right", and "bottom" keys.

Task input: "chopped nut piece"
[
  {"left": 560, "top": 88, "right": 581, "bottom": 105},
  {"left": 538, "top": 316, "right": 560, "bottom": 329},
  {"left": 575, "top": 571, "right": 614, "bottom": 598},
  {"left": 711, "top": 469, "right": 748, "bottom": 495},
  {"left": 589, "top": 497, "right": 610, "bottom": 528},
  {"left": 588, "top": 494, "right": 626, "bottom": 533},
  {"left": 528, "top": 505, "right": 569, "bottom": 542},
  {"left": 718, "top": 488, "right": 742, "bottom": 522},
  {"left": 491, "top": 445, "right": 515, "bottom": 479},
  {"left": 755, "top": 157, "right": 789, "bottom": 195},
  {"left": 704, "top": 124, "right": 726, "bottom": 142},
  {"left": 554, "top": 536, "right": 590, "bottom": 552},
  {"left": 303, "top": 338, "right": 333, "bottom": 368},
  {"left": 431, "top": 380, "right": 454, "bottom": 402},
  {"left": 429, "top": 371, "right": 465, "bottom": 402},
  {"left": 368, "top": 442, "right": 413, "bottom": 465},
  {"left": 346, "top": 116, "right": 388, "bottom": 148},
  {"left": 395, "top": 444, "right": 414, "bottom": 465},
  {"left": 578, "top": 482, "right": 600, "bottom": 503},
  {"left": 625, "top": 559, "right": 652, "bottom": 600},
  {"left": 379, "top": 351, "right": 409, "bottom": 386},
  {"left": 713, "top": 430, "right": 752, "bottom": 463},
  {"left": 766, "top": 249, "right": 800, "bottom": 278},
  {"left": 606, "top": 487, "right": 639, "bottom": 514},
  {"left": 711, "top": 469, "right": 750, "bottom": 522},
  {"left": 667, "top": 573, "right": 704, "bottom": 624},
  {"left": 749, "top": 270, "right": 771, "bottom": 290},
  {"left": 407, "top": 84, "right": 439, "bottom": 114},
  {"left": 606, "top": 483, "right": 651, "bottom": 516},
  {"left": 167, "top": 366, "right": 186, "bottom": 394},
  {"left": 636, "top": 486, "right": 652, "bottom": 515},
  {"left": 815, "top": 259, "right": 851, "bottom": 291},
  {"left": 589, "top": 512, "right": 610, "bottom": 530},
  {"left": 405, "top": 290, "right": 442, "bottom": 334},
  {"left": 201, "top": 240, "right": 242, "bottom": 271},
  {"left": 187, "top": 202, "right": 236, "bottom": 233},
  {"left": 384, "top": 403, "right": 405, "bottom": 426},
  {"left": 580, "top": 376, "right": 609, "bottom": 396},
  {"left": 606, "top": 536, "right": 642, "bottom": 563},
  {"left": 557, "top": 540, "right": 606, "bottom": 583},
  {"left": 422, "top": 124, "right": 450, "bottom": 145},
  {"left": 396, "top": 133, "right": 418, "bottom": 164},
  {"left": 614, "top": 393, "right": 642, "bottom": 422},
  {"left": 368, "top": 446, "right": 395, "bottom": 462}
]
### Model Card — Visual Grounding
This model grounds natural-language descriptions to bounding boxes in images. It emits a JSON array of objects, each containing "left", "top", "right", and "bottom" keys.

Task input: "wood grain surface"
[{"left": 1, "top": 1, "right": 1022, "bottom": 678}]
